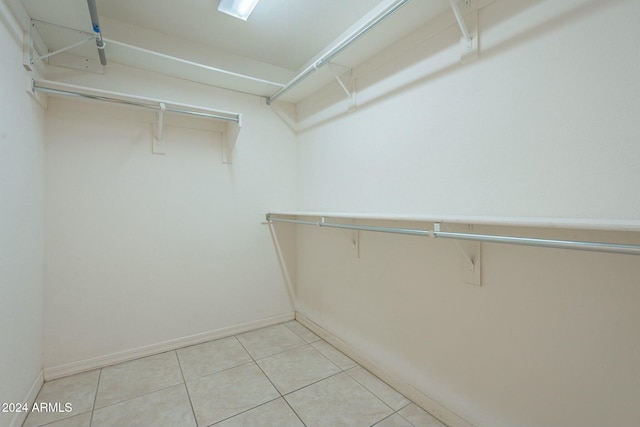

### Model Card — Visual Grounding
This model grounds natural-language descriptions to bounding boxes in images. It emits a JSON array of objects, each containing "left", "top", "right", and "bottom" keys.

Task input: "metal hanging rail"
[
  {"left": 103, "top": 39, "right": 286, "bottom": 88},
  {"left": 267, "top": 216, "right": 431, "bottom": 237},
  {"left": 87, "top": 0, "right": 107, "bottom": 66},
  {"left": 27, "top": 20, "right": 284, "bottom": 94},
  {"left": 265, "top": 0, "right": 411, "bottom": 105},
  {"left": 265, "top": 214, "right": 640, "bottom": 256},
  {"left": 31, "top": 80, "right": 240, "bottom": 122}
]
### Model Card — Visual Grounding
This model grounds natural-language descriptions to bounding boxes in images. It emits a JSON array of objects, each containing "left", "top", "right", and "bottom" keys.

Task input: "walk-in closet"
[{"left": 2, "top": 0, "right": 639, "bottom": 426}]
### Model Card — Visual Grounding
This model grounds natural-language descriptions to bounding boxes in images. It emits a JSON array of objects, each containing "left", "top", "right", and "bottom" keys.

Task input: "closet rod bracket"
[
  {"left": 28, "top": 20, "right": 105, "bottom": 73},
  {"left": 328, "top": 63, "right": 357, "bottom": 111},
  {"left": 222, "top": 114, "right": 242, "bottom": 164},
  {"left": 449, "top": 0, "right": 479, "bottom": 62},
  {"left": 153, "top": 102, "right": 166, "bottom": 155},
  {"left": 434, "top": 223, "right": 482, "bottom": 286}
]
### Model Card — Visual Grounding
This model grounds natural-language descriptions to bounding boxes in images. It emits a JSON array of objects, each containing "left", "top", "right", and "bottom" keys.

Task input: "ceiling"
[
  {"left": 17, "top": 0, "right": 454, "bottom": 102},
  {"left": 96, "top": 0, "right": 385, "bottom": 72}
]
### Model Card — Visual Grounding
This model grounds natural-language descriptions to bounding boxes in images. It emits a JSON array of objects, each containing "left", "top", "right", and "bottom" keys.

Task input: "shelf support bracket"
[
  {"left": 36, "top": 37, "right": 94, "bottom": 62},
  {"left": 28, "top": 20, "right": 104, "bottom": 73},
  {"left": 449, "top": 0, "right": 479, "bottom": 62},
  {"left": 434, "top": 223, "right": 482, "bottom": 286},
  {"left": 354, "top": 229, "right": 360, "bottom": 259},
  {"left": 23, "top": 29, "right": 33, "bottom": 71},
  {"left": 24, "top": 23, "right": 47, "bottom": 108},
  {"left": 328, "top": 63, "right": 356, "bottom": 111},
  {"left": 153, "top": 102, "right": 166, "bottom": 155},
  {"left": 222, "top": 114, "right": 242, "bottom": 164}
]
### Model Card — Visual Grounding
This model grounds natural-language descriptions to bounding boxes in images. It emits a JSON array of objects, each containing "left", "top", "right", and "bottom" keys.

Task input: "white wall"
[
  {"left": 292, "top": 0, "right": 640, "bottom": 426},
  {"left": 42, "top": 65, "right": 298, "bottom": 372},
  {"left": 4, "top": 0, "right": 639, "bottom": 426},
  {"left": 296, "top": 0, "right": 640, "bottom": 219},
  {"left": 0, "top": 3, "right": 45, "bottom": 427},
  {"left": 294, "top": 223, "right": 640, "bottom": 427}
]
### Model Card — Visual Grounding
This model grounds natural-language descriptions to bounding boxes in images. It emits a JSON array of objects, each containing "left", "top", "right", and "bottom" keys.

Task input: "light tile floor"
[{"left": 23, "top": 321, "right": 447, "bottom": 427}]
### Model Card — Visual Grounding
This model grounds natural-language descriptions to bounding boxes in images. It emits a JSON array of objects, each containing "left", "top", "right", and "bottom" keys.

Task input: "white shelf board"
[{"left": 267, "top": 211, "right": 640, "bottom": 232}]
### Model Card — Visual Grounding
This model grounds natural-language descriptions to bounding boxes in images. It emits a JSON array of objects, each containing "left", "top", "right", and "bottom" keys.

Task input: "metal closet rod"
[
  {"left": 266, "top": 0, "right": 411, "bottom": 105},
  {"left": 87, "top": 0, "right": 107, "bottom": 66},
  {"left": 265, "top": 215, "right": 640, "bottom": 256},
  {"left": 31, "top": 80, "right": 240, "bottom": 122}
]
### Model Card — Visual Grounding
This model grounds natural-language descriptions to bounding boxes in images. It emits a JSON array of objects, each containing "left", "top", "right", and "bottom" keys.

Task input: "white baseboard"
[
  {"left": 295, "top": 312, "right": 474, "bottom": 427},
  {"left": 10, "top": 370, "right": 44, "bottom": 427},
  {"left": 44, "top": 312, "right": 295, "bottom": 380}
]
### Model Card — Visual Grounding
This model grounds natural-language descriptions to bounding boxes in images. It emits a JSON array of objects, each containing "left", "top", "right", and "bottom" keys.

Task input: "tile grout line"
[
  {"left": 281, "top": 397, "right": 308, "bottom": 427},
  {"left": 246, "top": 324, "right": 349, "bottom": 378},
  {"left": 281, "top": 370, "right": 344, "bottom": 398},
  {"left": 174, "top": 349, "right": 199, "bottom": 427},
  {"left": 273, "top": 363, "right": 404, "bottom": 427},
  {"left": 29, "top": 411, "right": 90, "bottom": 427},
  {"left": 246, "top": 340, "right": 345, "bottom": 397},
  {"left": 280, "top": 321, "right": 346, "bottom": 374},
  {"left": 304, "top": 342, "right": 344, "bottom": 374},
  {"left": 86, "top": 323, "right": 316, "bottom": 421},
  {"left": 256, "top": 341, "right": 343, "bottom": 376},
  {"left": 286, "top": 321, "right": 359, "bottom": 373},
  {"left": 231, "top": 334, "right": 308, "bottom": 427},
  {"left": 279, "top": 370, "right": 354, "bottom": 427},
  {"left": 250, "top": 342, "right": 310, "bottom": 362},
  {"left": 24, "top": 373, "right": 99, "bottom": 427},
  {"left": 232, "top": 335, "right": 283, "bottom": 396},
  {"left": 184, "top": 359, "right": 256, "bottom": 383},
  {"left": 81, "top": 348, "right": 187, "bottom": 417},
  {"left": 397, "top": 402, "right": 419, "bottom": 427},
  {"left": 40, "top": 321, "right": 417, "bottom": 427},
  {"left": 88, "top": 368, "right": 102, "bottom": 427},
  {"left": 203, "top": 396, "right": 283, "bottom": 427},
  {"left": 89, "top": 382, "right": 185, "bottom": 411},
  {"left": 344, "top": 368, "right": 437, "bottom": 426},
  {"left": 240, "top": 323, "right": 311, "bottom": 361},
  {"left": 236, "top": 321, "right": 363, "bottom": 426},
  {"left": 371, "top": 412, "right": 397, "bottom": 427},
  {"left": 263, "top": 321, "right": 345, "bottom": 426},
  {"left": 370, "top": 409, "right": 411, "bottom": 426},
  {"left": 343, "top": 366, "right": 404, "bottom": 414},
  {"left": 282, "top": 320, "right": 322, "bottom": 344},
  {"left": 370, "top": 403, "right": 415, "bottom": 427},
  {"left": 308, "top": 339, "right": 357, "bottom": 368}
]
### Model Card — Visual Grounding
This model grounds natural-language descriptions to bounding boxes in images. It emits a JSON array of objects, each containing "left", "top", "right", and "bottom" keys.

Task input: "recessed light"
[{"left": 218, "top": 0, "right": 260, "bottom": 21}]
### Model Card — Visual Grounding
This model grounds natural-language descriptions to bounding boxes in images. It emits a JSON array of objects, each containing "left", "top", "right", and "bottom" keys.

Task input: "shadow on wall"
[
  {"left": 267, "top": 219, "right": 298, "bottom": 309},
  {"left": 266, "top": 214, "right": 640, "bottom": 427},
  {"left": 292, "top": 0, "right": 624, "bottom": 132}
]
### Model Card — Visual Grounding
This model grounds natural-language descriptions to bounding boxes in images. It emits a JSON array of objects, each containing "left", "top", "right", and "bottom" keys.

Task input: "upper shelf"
[
  {"left": 267, "top": 211, "right": 640, "bottom": 232},
  {"left": 17, "top": 0, "right": 477, "bottom": 104}
]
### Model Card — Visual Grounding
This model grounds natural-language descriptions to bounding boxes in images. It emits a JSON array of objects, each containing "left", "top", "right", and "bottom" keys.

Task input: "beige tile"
[
  {"left": 374, "top": 413, "right": 414, "bottom": 427},
  {"left": 398, "top": 403, "right": 447, "bottom": 427},
  {"left": 177, "top": 336, "right": 252, "bottom": 381},
  {"left": 347, "top": 366, "right": 410, "bottom": 410},
  {"left": 285, "top": 372, "right": 393, "bottom": 427},
  {"left": 236, "top": 324, "right": 306, "bottom": 359},
  {"left": 91, "top": 384, "right": 196, "bottom": 427},
  {"left": 94, "top": 351, "right": 183, "bottom": 409},
  {"left": 213, "top": 398, "right": 303, "bottom": 427},
  {"left": 257, "top": 345, "right": 341, "bottom": 394},
  {"left": 32, "top": 412, "right": 92, "bottom": 427},
  {"left": 311, "top": 340, "right": 357, "bottom": 370},
  {"left": 23, "top": 370, "right": 99, "bottom": 427},
  {"left": 284, "top": 320, "right": 321, "bottom": 343},
  {"left": 187, "top": 362, "right": 279, "bottom": 427}
]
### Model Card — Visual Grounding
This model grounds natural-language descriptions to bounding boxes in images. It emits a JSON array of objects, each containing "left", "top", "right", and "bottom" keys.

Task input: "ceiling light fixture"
[{"left": 218, "top": 0, "right": 260, "bottom": 21}]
